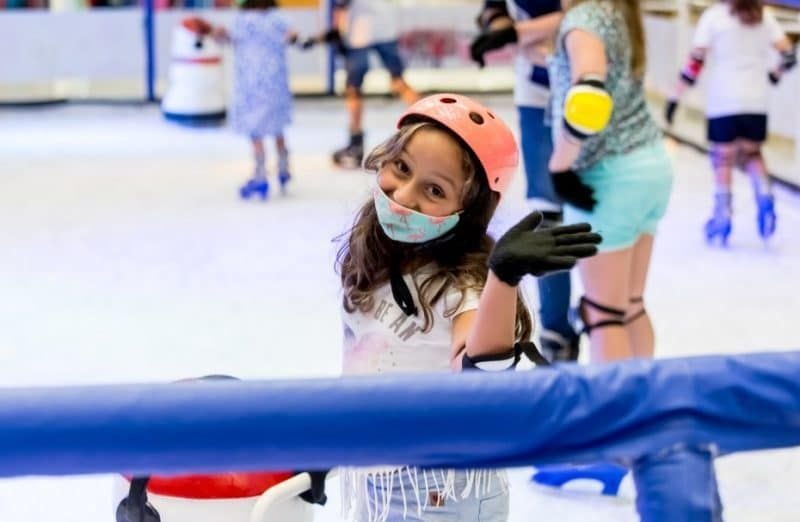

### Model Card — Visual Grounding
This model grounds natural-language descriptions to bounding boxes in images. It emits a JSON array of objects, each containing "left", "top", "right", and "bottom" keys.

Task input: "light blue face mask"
[{"left": 373, "top": 186, "right": 461, "bottom": 244}]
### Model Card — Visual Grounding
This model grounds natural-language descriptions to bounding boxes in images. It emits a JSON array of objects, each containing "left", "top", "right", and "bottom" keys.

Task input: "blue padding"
[{"left": 0, "top": 352, "right": 798, "bottom": 477}]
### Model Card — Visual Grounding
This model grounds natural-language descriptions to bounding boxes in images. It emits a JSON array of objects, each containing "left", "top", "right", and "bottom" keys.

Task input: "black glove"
[
  {"left": 488, "top": 211, "right": 601, "bottom": 286},
  {"left": 665, "top": 99, "right": 678, "bottom": 125},
  {"left": 299, "top": 37, "right": 317, "bottom": 50},
  {"left": 551, "top": 169, "right": 596, "bottom": 212},
  {"left": 321, "top": 28, "right": 348, "bottom": 56},
  {"left": 469, "top": 25, "right": 517, "bottom": 68},
  {"left": 297, "top": 470, "right": 329, "bottom": 505},
  {"left": 768, "top": 70, "right": 781, "bottom": 85}
]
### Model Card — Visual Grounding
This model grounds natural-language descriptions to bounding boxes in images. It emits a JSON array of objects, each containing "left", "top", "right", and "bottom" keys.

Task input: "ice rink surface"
[{"left": 0, "top": 97, "right": 798, "bottom": 521}]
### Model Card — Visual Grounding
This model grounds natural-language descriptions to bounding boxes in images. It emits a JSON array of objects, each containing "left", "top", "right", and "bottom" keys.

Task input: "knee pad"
[
  {"left": 563, "top": 76, "right": 614, "bottom": 140},
  {"left": 709, "top": 146, "right": 735, "bottom": 170},
  {"left": 736, "top": 147, "right": 763, "bottom": 169}
]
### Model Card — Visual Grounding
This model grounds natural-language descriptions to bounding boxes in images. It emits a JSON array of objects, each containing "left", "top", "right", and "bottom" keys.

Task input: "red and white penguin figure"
[
  {"left": 161, "top": 16, "right": 227, "bottom": 125},
  {"left": 114, "top": 470, "right": 315, "bottom": 522}
]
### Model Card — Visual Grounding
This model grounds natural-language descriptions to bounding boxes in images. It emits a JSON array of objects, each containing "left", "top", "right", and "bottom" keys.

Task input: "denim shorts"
[
  {"left": 346, "top": 40, "right": 406, "bottom": 89},
  {"left": 564, "top": 140, "right": 673, "bottom": 252},
  {"left": 349, "top": 468, "right": 509, "bottom": 522}
]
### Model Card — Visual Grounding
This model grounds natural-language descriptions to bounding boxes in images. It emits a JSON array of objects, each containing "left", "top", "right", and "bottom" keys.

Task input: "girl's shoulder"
[{"left": 561, "top": 1, "right": 621, "bottom": 40}]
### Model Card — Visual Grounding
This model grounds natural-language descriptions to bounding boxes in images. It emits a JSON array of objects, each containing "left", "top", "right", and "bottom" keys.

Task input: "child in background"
[
  {"left": 337, "top": 93, "right": 601, "bottom": 520},
  {"left": 530, "top": 0, "right": 673, "bottom": 495},
  {"left": 666, "top": 0, "right": 796, "bottom": 244},
  {"left": 213, "top": 0, "right": 302, "bottom": 200}
]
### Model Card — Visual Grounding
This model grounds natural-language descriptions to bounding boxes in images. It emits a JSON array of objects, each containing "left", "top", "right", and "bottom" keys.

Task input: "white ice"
[{"left": 0, "top": 97, "right": 798, "bottom": 521}]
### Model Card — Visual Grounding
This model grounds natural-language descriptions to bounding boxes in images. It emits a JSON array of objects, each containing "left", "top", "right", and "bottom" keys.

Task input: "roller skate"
[
  {"left": 332, "top": 132, "right": 364, "bottom": 169},
  {"left": 278, "top": 170, "right": 291, "bottom": 194},
  {"left": 532, "top": 463, "right": 628, "bottom": 496},
  {"left": 704, "top": 193, "right": 732, "bottom": 246},
  {"left": 756, "top": 193, "right": 776, "bottom": 240},
  {"left": 277, "top": 152, "right": 291, "bottom": 195},
  {"left": 239, "top": 177, "right": 269, "bottom": 200}
]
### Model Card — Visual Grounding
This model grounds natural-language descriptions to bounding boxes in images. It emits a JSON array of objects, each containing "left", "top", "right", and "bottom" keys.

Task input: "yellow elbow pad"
[{"left": 563, "top": 76, "right": 613, "bottom": 140}]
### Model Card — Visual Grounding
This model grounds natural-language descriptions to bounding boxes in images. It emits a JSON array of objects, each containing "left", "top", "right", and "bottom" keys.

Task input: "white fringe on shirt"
[{"left": 341, "top": 466, "right": 508, "bottom": 522}]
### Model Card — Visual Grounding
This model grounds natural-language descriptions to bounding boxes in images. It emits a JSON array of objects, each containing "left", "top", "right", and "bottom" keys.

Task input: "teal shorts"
[{"left": 565, "top": 141, "right": 673, "bottom": 252}]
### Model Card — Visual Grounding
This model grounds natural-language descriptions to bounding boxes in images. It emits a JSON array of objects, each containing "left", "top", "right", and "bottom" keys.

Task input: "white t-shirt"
[
  {"left": 337, "top": 0, "right": 399, "bottom": 49},
  {"left": 692, "top": 3, "right": 786, "bottom": 117},
  {"left": 341, "top": 269, "right": 480, "bottom": 375}
]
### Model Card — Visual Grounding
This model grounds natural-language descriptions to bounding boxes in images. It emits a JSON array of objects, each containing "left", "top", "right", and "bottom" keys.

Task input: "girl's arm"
[
  {"left": 668, "top": 46, "right": 706, "bottom": 100},
  {"left": 515, "top": 12, "right": 563, "bottom": 46},
  {"left": 549, "top": 28, "right": 607, "bottom": 171},
  {"left": 451, "top": 212, "right": 602, "bottom": 369},
  {"left": 450, "top": 272, "right": 517, "bottom": 369},
  {"left": 769, "top": 37, "right": 796, "bottom": 83}
]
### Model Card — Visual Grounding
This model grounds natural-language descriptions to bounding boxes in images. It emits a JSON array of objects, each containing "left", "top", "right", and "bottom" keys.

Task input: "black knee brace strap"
[
  {"left": 625, "top": 296, "right": 647, "bottom": 324},
  {"left": 579, "top": 296, "right": 626, "bottom": 334},
  {"left": 462, "top": 341, "right": 550, "bottom": 371}
]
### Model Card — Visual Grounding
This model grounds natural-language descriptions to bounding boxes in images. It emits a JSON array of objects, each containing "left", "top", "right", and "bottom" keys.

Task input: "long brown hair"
[
  {"left": 566, "top": 0, "right": 647, "bottom": 79},
  {"left": 727, "top": 0, "right": 763, "bottom": 25},
  {"left": 336, "top": 120, "right": 533, "bottom": 342}
]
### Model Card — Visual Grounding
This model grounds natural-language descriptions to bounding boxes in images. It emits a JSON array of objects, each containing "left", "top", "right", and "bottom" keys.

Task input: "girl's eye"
[
  {"left": 428, "top": 185, "right": 446, "bottom": 199},
  {"left": 394, "top": 159, "right": 410, "bottom": 175}
]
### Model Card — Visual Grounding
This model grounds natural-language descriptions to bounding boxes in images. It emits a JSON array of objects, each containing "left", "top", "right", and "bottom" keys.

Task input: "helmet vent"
[
  {"left": 487, "top": 112, "right": 495, "bottom": 119},
  {"left": 469, "top": 112, "right": 484, "bottom": 125},
  {"left": 440, "top": 97, "right": 457, "bottom": 104}
]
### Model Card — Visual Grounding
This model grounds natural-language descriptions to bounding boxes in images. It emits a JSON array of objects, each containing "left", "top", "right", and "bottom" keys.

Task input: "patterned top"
[
  {"left": 229, "top": 9, "right": 292, "bottom": 138},
  {"left": 548, "top": 0, "right": 661, "bottom": 171},
  {"left": 341, "top": 266, "right": 480, "bottom": 375}
]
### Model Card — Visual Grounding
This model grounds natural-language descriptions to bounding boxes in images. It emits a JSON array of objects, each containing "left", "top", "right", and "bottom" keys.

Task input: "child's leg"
[
  {"left": 737, "top": 138, "right": 771, "bottom": 195},
  {"left": 251, "top": 135, "right": 266, "bottom": 179},
  {"left": 709, "top": 142, "right": 736, "bottom": 194},
  {"left": 275, "top": 134, "right": 291, "bottom": 190},
  {"left": 275, "top": 134, "right": 289, "bottom": 175},
  {"left": 626, "top": 234, "right": 655, "bottom": 358},
  {"left": 705, "top": 142, "right": 735, "bottom": 244},
  {"left": 737, "top": 138, "right": 776, "bottom": 239},
  {"left": 577, "top": 247, "right": 635, "bottom": 363},
  {"left": 240, "top": 135, "right": 269, "bottom": 200}
]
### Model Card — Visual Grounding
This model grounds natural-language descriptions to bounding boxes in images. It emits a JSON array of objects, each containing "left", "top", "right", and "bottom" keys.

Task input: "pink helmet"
[{"left": 397, "top": 94, "right": 518, "bottom": 195}]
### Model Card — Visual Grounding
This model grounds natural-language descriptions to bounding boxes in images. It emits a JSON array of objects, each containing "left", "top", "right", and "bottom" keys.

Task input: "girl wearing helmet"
[{"left": 336, "top": 93, "right": 601, "bottom": 520}]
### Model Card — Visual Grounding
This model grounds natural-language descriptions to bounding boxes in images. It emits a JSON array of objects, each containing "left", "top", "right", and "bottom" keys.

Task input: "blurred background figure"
[
  {"left": 471, "top": 0, "right": 580, "bottom": 363},
  {"left": 326, "top": 0, "right": 420, "bottom": 169},
  {"left": 212, "top": 0, "right": 303, "bottom": 200},
  {"left": 666, "top": 0, "right": 796, "bottom": 245}
]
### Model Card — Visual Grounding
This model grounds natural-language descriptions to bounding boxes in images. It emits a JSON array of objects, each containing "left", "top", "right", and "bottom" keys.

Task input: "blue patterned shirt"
[{"left": 548, "top": 0, "right": 661, "bottom": 171}]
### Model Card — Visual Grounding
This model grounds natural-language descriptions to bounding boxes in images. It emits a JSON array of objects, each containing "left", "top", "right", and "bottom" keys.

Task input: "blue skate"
[
  {"left": 705, "top": 193, "right": 732, "bottom": 246},
  {"left": 704, "top": 214, "right": 732, "bottom": 246},
  {"left": 278, "top": 170, "right": 291, "bottom": 195},
  {"left": 239, "top": 178, "right": 269, "bottom": 200},
  {"left": 757, "top": 194, "right": 776, "bottom": 240},
  {"left": 532, "top": 463, "right": 628, "bottom": 496}
]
